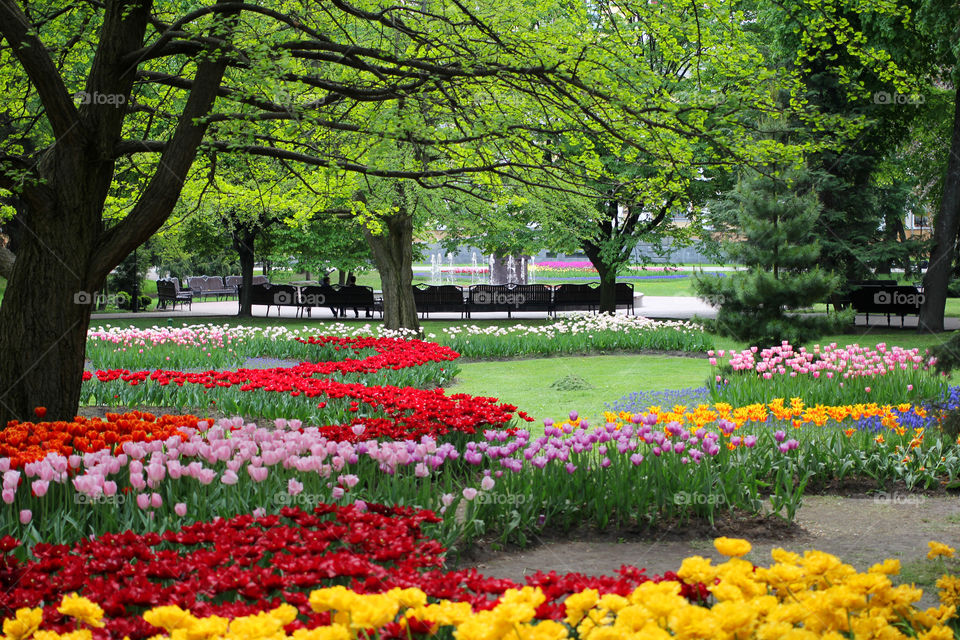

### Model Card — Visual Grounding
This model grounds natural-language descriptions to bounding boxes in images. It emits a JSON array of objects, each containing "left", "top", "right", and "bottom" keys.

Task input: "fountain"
[
  {"left": 471, "top": 252, "right": 478, "bottom": 286},
  {"left": 429, "top": 253, "right": 441, "bottom": 284},
  {"left": 488, "top": 254, "right": 495, "bottom": 284},
  {"left": 506, "top": 255, "right": 516, "bottom": 284},
  {"left": 529, "top": 258, "right": 536, "bottom": 284},
  {"left": 446, "top": 253, "right": 454, "bottom": 284}
]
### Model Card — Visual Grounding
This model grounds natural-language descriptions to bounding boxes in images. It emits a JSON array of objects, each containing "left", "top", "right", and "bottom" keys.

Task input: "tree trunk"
[
  {"left": 0, "top": 210, "right": 97, "bottom": 423},
  {"left": 583, "top": 243, "right": 621, "bottom": 314},
  {"left": 234, "top": 228, "right": 255, "bottom": 317},
  {"left": 363, "top": 212, "right": 421, "bottom": 332},
  {"left": 595, "top": 261, "right": 618, "bottom": 314},
  {"left": 920, "top": 84, "right": 960, "bottom": 333}
]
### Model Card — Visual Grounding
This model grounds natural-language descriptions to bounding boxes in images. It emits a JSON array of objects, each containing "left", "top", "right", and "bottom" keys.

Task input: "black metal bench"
[
  {"left": 156, "top": 278, "right": 193, "bottom": 310},
  {"left": 413, "top": 284, "right": 468, "bottom": 318},
  {"left": 240, "top": 282, "right": 299, "bottom": 316},
  {"left": 552, "top": 283, "right": 601, "bottom": 313},
  {"left": 615, "top": 282, "right": 635, "bottom": 315},
  {"left": 329, "top": 285, "right": 382, "bottom": 318},
  {"left": 849, "top": 283, "right": 924, "bottom": 326}
]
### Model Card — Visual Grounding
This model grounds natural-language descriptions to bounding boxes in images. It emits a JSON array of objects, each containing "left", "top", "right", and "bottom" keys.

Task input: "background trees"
[{"left": 695, "top": 164, "right": 851, "bottom": 344}]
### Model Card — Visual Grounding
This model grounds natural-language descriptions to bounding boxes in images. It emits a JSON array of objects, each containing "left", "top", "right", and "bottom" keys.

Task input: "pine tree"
[{"left": 695, "top": 166, "right": 851, "bottom": 346}]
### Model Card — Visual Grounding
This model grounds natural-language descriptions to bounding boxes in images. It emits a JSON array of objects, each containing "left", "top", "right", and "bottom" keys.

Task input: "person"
[
  {"left": 320, "top": 274, "right": 338, "bottom": 318},
  {"left": 345, "top": 274, "right": 362, "bottom": 317}
]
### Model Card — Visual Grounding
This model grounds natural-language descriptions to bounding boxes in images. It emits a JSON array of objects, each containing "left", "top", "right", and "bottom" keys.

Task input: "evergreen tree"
[{"left": 695, "top": 166, "right": 851, "bottom": 346}]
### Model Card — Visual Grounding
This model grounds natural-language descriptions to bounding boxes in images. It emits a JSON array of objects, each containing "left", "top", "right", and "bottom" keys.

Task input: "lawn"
[{"left": 447, "top": 354, "right": 712, "bottom": 424}]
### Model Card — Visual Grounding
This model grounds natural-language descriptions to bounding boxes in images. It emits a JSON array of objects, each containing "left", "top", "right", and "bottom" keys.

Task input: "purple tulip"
[
  {"left": 774, "top": 430, "right": 786, "bottom": 443},
  {"left": 743, "top": 435, "right": 757, "bottom": 448}
]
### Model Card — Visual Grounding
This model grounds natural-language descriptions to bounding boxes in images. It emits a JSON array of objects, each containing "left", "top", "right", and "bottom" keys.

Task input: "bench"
[
  {"left": 848, "top": 284, "right": 925, "bottom": 326},
  {"left": 187, "top": 275, "right": 235, "bottom": 300},
  {"left": 615, "top": 282, "right": 636, "bottom": 315},
  {"left": 240, "top": 282, "right": 299, "bottom": 316},
  {"left": 412, "top": 284, "right": 468, "bottom": 318},
  {"left": 156, "top": 278, "right": 193, "bottom": 310},
  {"left": 329, "top": 285, "right": 382, "bottom": 318},
  {"left": 239, "top": 283, "right": 382, "bottom": 318},
  {"left": 553, "top": 283, "right": 601, "bottom": 313}
]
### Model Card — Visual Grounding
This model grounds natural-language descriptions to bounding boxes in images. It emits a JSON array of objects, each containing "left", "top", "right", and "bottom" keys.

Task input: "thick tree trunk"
[
  {"left": 235, "top": 229, "right": 255, "bottom": 317},
  {"left": 595, "top": 262, "right": 618, "bottom": 314},
  {"left": 582, "top": 243, "right": 621, "bottom": 314},
  {"left": 363, "top": 212, "right": 421, "bottom": 332},
  {"left": 0, "top": 208, "right": 97, "bottom": 423},
  {"left": 920, "top": 84, "right": 960, "bottom": 333}
]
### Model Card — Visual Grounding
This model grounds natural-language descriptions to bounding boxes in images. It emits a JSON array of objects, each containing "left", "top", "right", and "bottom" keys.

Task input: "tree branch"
[{"left": 0, "top": 0, "right": 81, "bottom": 142}]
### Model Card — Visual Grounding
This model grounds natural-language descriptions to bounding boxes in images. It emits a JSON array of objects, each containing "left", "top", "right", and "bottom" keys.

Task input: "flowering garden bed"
[{"left": 6, "top": 326, "right": 960, "bottom": 637}]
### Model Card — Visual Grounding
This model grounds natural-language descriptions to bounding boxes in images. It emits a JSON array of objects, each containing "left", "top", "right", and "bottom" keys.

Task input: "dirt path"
[{"left": 465, "top": 495, "right": 960, "bottom": 607}]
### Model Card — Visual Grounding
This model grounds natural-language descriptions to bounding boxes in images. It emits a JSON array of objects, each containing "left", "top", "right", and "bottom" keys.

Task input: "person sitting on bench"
[
  {"left": 345, "top": 274, "right": 364, "bottom": 318},
  {"left": 320, "top": 275, "right": 339, "bottom": 318}
]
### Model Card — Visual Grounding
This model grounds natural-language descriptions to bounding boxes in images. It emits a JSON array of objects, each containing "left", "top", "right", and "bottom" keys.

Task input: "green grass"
[
  {"left": 447, "top": 354, "right": 712, "bottom": 425},
  {"left": 896, "top": 557, "right": 960, "bottom": 595}
]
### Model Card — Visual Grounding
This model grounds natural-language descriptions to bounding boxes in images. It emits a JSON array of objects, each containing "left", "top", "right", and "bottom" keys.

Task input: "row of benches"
[
  {"left": 186, "top": 275, "right": 269, "bottom": 300},
  {"left": 241, "top": 282, "right": 636, "bottom": 318}
]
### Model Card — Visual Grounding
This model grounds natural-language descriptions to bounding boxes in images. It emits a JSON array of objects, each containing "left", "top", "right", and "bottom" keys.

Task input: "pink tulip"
[
  {"left": 175, "top": 502, "right": 187, "bottom": 517},
  {"left": 136, "top": 494, "right": 150, "bottom": 510},
  {"left": 31, "top": 480, "right": 49, "bottom": 497},
  {"left": 462, "top": 488, "right": 478, "bottom": 501},
  {"left": 19, "top": 510, "right": 31, "bottom": 525}
]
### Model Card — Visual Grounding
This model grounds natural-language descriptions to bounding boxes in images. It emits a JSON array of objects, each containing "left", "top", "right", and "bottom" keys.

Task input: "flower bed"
[
  {"left": 438, "top": 314, "right": 711, "bottom": 358},
  {"left": 86, "top": 326, "right": 425, "bottom": 370},
  {"left": 710, "top": 342, "right": 945, "bottom": 406},
  {"left": 88, "top": 318, "right": 713, "bottom": 371},
  {"left": 0, "top": 503, "right": 698, "bottom": 639},
  {"left": 8, "top": 535, "right": 960, "bottom": 639},
  {"left": 0, "top": 412, "right": 198, "bottom": 469},
  {"left": 81, "top": 335, "right": 528, "bottom": 430},
  {"left": 8, "top": 386, "right": 958, "bottom": 545}
]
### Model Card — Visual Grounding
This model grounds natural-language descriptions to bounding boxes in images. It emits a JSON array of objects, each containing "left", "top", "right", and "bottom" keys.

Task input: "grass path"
[{"left": 448, "top": 354, "right": 712, "bottom": 424}]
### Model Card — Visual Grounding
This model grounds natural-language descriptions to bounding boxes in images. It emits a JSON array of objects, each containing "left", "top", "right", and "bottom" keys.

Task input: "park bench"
[
  {"left": 412, "top": 284, "right": 468, "bottom": 318},
  {"left": 186, "top": 275, "right": 234, "bottom": 300},
  {"left": 552, "top": 283, "right": 601, "bottom": 313},
  {"left": 848, "top": 282, "right": 924, "bottom": 326},
  {"left": 156, "top": 278, "right": 193, "bottom": 310},
  {"left": 239, "top": 282, "right": 299, "bottom": 316},
  {"left": 329, "top": 285, "right": 382, "bottom": 318}
]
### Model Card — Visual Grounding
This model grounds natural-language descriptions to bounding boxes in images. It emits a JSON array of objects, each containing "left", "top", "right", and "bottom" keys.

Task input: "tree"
[
  {"left": 695, "top": 164, "right": 850, "bottom": 346},
  {"left": 0, "top": 0, "right": 855, "bottom": 421}
]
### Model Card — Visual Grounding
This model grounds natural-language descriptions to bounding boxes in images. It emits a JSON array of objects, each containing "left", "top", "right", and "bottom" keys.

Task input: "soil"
[{"left": 459, "top": 494, "right": 960, "bottom": 607}]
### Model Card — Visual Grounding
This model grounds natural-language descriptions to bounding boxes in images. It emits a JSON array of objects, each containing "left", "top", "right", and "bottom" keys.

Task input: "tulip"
[{"left": 174, "top": 502, "right": 187, "bottom": 517}]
